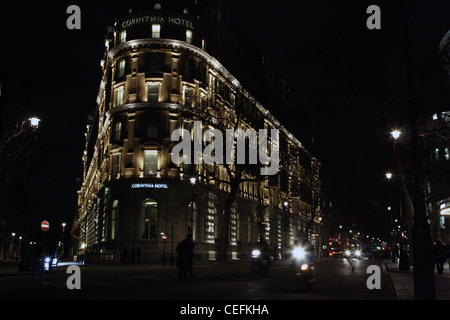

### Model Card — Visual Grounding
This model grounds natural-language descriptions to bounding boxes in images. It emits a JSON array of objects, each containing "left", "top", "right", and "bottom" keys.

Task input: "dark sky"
[{"left": 1, "top": 0, "right": 449, "bottom": 239}]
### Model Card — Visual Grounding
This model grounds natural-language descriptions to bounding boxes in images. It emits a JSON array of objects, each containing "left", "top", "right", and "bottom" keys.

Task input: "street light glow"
[
  {"left": 385, "top": 172, "right": 392, "bottom": 179},
  {"left": 29, "top": 117, "right": 41, "bottom": 129},
  {"left": 391, "top": 130, "right": 401, "bottom": 140},
  {"left": 190, "top": 177, "right": 196, "bottom": 185}
]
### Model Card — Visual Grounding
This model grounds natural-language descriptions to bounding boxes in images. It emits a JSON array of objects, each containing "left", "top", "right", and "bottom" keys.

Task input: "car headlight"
[
  {"left": 300, "top": 264, "right": 309, "bottom": 270},
  {"left": 252, "top": 249, "right": 261, "bottom": 257},
  {"left": 293, "top": 247, "right": 305, "bottom": 259},
  {"left": 345, "top": 250, "right": 351, "bottom": 256},
  {"left": 44, "top": 257, "right": 50, "bottom": 263},
  {"left": 355, "top": 250, "right": 361, "bottom": 256}
]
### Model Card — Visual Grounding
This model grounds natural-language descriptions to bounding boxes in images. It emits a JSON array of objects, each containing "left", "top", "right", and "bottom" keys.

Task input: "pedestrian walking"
[
  {"left": 434, "top": 240, "right": 446, "bottom": 274},
  {"left": 176, "top": 234, "right": 195, "bottom": 279}
]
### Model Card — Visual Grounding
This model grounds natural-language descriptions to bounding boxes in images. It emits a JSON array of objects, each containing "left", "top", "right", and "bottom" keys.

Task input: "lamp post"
[
  {"left": 385, "top": 172, "right": 395, "bottom": 262},
  {"left": 19, "top": 117, "right": 40, "bottom": 271},
  {"left": 189, "top": 177, "right": 196, "bottom": 238},
  {"left": 391, "top": 130, "right": 409, "bottom": 270}
]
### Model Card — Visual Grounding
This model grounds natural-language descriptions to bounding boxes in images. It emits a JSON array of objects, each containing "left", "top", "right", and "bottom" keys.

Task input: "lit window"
[
  {"left": 148, "top": 83, "right": 159, "bottom": 103},
  {"left": 119, "top": 30, "right": 126, "bottom": 43},
  {"left": 115, "top": 88, "right": 124, "bottom": 107},
  {"left": 114, "top": 121, "right": 122, "bottom": 141},
  {"left": 445, "top": 148, "right": 449, "bottom": 160},
  {"left": 152, "top": 24, "right": 161, "bottom": 38},
  {"left": 144, "top": 150, "right": 158, "bottom": 176},
  {"left": 186, "top": 29, "right": 193, "bottom": 44},
  {"left": 154, "top": 3, "right": 161, "bottom": 9},
  {"left": 432, "top": 113, "right": 438, "bottom": 120},
  {"left": 112, "top": 154, "right": 120, "bottom": 178},
  {"left": 111, "top": 200, "right": 119, "bottom": 240},
  {"left": 201, "top": 39, "right": 206, "bottom": 50},
  {"left": 183, "top": 8, "right": 189, "bottom": 14},
  {"left": 141, "top": 198, "right": 158, "bottom": 239},
  {"left": 117, "top": 59, "right": 126, "bottom": 77},
  {"left": 435, "top": 148, "right": 440, "bottom": 160}
]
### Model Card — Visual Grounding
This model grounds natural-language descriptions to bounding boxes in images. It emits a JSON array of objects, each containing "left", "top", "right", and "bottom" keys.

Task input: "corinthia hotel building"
[{"left": 77, "top": 0, "right": 322, "bottom": 262}]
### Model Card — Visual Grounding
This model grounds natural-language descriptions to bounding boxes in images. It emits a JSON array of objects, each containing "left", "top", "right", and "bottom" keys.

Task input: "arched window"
[
  {"left": 111, "top": 200, "right": 119, "bottom": 240},
  {"left": 141, "top": 198, "right": 158, "bottom": 239},
  {"left": 230, "top": 203, "right": 239, "bottom": 246},
  {"left": 187, "top": 201, "right": 197, "bottom": 240},
  {"left": 205, "top": 193, "right": 217, "bottom": 243}
]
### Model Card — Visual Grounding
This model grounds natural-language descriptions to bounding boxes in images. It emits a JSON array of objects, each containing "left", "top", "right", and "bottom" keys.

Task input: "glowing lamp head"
[
  {"left": 29, "top": 117, "right": 41, "bottom": 129},
  {"left": 190, "top": 177, "right": 196, "bottom": 186},
  {"left": 385, "top": 173, "right": 392, "bottom": 180},
  {"left": 391, "top": 130, "right": 401, "bottom": 140}
]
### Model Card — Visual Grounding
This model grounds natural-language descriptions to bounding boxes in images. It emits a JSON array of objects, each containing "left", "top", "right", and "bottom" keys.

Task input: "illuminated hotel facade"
[{"left": 77, "top": 0, "right": 322, "bottom": 262}]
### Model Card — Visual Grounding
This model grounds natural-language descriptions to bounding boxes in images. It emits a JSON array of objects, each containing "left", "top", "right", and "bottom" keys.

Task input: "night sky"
[{"left": 1, "top": 0, "right": 448, "bottom": 240}]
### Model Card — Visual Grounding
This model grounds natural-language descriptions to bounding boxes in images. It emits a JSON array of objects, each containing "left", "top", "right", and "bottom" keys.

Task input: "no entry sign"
[{"left": 41, "top": 220, "right": 50, "bottom": 232}]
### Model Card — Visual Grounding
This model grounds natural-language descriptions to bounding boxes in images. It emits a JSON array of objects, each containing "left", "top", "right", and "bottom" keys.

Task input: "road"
[{"left": 0, "top": 257, "right": 395, "bottom": 301}]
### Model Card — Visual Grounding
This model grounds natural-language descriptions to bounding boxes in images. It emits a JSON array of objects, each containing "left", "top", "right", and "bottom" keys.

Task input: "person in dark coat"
[
  {"left": 176, "top": 234, "right": 195, "bottom": 279},
  {"left": 434, "top": 240, "right": 446, "bottom": 274}
]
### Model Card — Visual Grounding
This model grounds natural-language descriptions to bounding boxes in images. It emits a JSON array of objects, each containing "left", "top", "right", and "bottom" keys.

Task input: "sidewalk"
[{"left": 384, "top": 259, "right": 450, "bottom": 300}]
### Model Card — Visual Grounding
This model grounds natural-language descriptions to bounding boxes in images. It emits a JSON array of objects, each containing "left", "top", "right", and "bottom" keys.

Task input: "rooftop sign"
[{"left": 120, "top": 15, "right": 194, "bottom": 29}]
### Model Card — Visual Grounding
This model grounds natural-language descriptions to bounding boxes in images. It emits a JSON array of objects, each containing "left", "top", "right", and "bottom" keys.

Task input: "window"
[
  {"left": 187, "top": 201, "right": 197, "bottom": 240},
  {"left": 144, "top": 150, "right": 158, "bottom": 176},
  {"left": 201, "top": 39, "right": 206, "bottom": 50},
  {"left": 145, "top": 116, "right": 159, "bottom": 138},
  {"left": 114, "top": 121, "right": 122, "bottom": 141},
  {"left": 112, "top": 154, "right": 120, "bottom": 178},
  {"left": 435, "top": 148, "right": 440, "bottom": 160},
  {"left": 117, "top": 59, "right": 126, "bottom": 78},
  {"left": 115, "top": 88, "right": 124, "bottom": 107},
  {"left": 154, "top": 2, "right": 161, "bottom": 9},
  {"left": 152, "top": 24, "right": 161, "bottom": 38},
  {"left": 205, "top": 193, "right": 217, "bottom": 243},
  {"left": 119, "top": 30, "right": 126, "bottom": 43},
  {"left": 184, "top": 88, "right": 193, "bottom": 106},
  {"left": 141, "top": 198, "right": 158, "bottom": 239},
  {"left": 433, "top": 113, "right": 438, "bottom": 120},
  {"left": 230, "top": 204, "right": 239, "bottom": 246},
  {"left": 445, "top": 148, "right": 449, "bottom": 160},
  {"left": 186, "top": 29, "right": 193, "bottom": 44},
  {"left": 111, "top": 200, "right": 119, "bottom": 240},
  {"left": 148, "top": 83, "right": 159, "bottom": 103}
]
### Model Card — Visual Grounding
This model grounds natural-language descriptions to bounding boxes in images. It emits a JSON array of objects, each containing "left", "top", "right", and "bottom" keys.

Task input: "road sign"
[{"left": 41, "top": 220, "right": 50, "bottom": 232}]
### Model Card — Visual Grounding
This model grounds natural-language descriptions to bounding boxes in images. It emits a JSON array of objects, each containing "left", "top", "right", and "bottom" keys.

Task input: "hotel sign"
[
  {"left": 131, "top": 183, "right": 168, "bottom": 189},
  {"left": 120, "top": 15, "right": 194, "bottom": 29}
]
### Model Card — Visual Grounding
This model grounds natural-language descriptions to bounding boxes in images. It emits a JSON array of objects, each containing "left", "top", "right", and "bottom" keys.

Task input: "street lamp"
[
  {"left": 391, "top": 130, "right": 401, "bottom": 140},
  {"left": 391, "top": 130, "right": 409, "bottom": 270},
  {"left": 20, "top": 117, "right": 41, "bottom": 271},
  {"left": 385, "top": 172, "right": 395, "bottom": 262},
  {"left": 29, "top": 117, "right": 40, "bottom": 129}
]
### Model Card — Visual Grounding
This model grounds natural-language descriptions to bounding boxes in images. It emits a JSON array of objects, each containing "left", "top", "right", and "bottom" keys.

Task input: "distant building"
[
  {"left": 76, "top": 0, "right": 321, "bottom": 263},
  {"left": 421, "top": 29, "right": 450, "bottom": 242}
]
